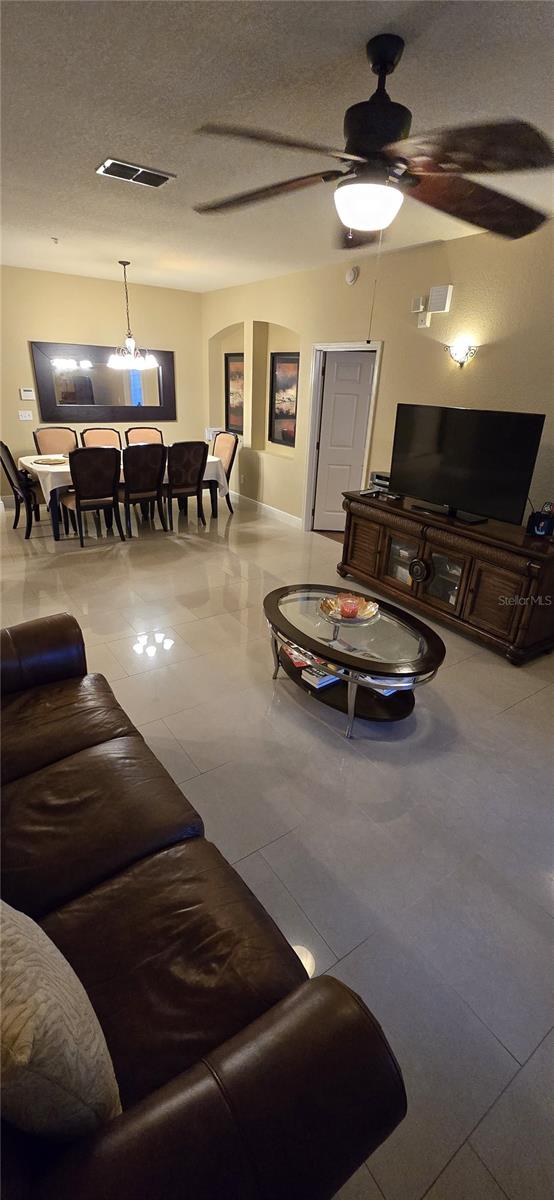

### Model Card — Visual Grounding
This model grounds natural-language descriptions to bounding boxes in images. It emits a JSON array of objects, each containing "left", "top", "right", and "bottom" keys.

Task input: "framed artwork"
[
  {"left": 269, "top": 352, "right": 299, "bottom": 447},
  {"left": 224, "top": 352, "right": 244, "bottom": 434}
]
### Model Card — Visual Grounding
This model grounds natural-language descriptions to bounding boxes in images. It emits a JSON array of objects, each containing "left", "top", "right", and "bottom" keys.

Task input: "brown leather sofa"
[{"left": 1, "top": 613, "right": 407, "bottom": 1200}]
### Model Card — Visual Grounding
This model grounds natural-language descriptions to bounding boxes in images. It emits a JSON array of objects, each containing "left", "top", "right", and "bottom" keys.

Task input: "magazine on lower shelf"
[
  {"left": 282, "top": 645, "right": 326, "bottom": 669},
  {"left": 301, "top": 668, "right": 340, "bottom": 690}
]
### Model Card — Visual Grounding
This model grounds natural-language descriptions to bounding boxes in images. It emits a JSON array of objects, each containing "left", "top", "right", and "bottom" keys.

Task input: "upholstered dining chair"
[
  {"left": 61, "top": 447, "right": 125, "bottom": 547},
  {"left": 0, "top": 442, "right": 41, "bottom": 539},
  {"left": 81, "top": 427, "right": 122, "bottom": 449},
  {"left": 125, "top": 427, "right": 164, "bottom": 445},
  {"left": 165, "top": 441, "right": 208, "bottom": 530},
  {"left": 33, "top": 427, "right": 78, "bottom": 455},
  {"left": 121, "top": 442, "right": 167, "bottom": 536},
  {"left": 212, "top": 431, "right": 238, "bottom": 513}
]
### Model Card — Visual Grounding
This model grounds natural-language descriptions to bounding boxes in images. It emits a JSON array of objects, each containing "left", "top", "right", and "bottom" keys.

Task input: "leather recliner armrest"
[
  {"left": 1, "top": 613, "right": 87, "bottom": 694},
  {"left": 36, "top": 977, "right": 406, "bottom": 1200}
]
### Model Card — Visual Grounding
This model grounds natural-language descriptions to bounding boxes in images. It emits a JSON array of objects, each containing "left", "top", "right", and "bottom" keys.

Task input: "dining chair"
[
  {"left": 33, "top": 427, "right": 78, "bottom": 455},
  {"left": 81, "top": 427, "right": 122, "bottom": 449},
  {"left": 61, "top": 447, "right": 125, "bottom": 547},
  {"left": 165, "top": 441, "right": 208, "bottom": 530},
  {"left": 121, "top": 443, "right": 167, "bottom": 536},
  {"left": 0, "top": 442, "right": 41, "bottom": 539},
  {"left": 125, "top": 427, "right": 164, "bottom": 445},
  {"left": 212, "top": 431, "right": 239, "bottom": 513}
]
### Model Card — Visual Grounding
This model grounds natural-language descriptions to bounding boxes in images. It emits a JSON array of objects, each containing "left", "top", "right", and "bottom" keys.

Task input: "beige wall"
[
  {"left": 201, "top": 224, "right": 554, "bottom": 517},
  {"left": 0, "top": 266, "right": 204, "bottom": 493},
  {"left": 3, "top": 228, "right": 553, "bottom": 516},
  {"left": 207, "top": 322, "right": 244, "bottom": 430}
]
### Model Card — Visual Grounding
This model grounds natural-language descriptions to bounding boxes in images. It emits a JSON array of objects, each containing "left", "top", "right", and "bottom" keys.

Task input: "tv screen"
[{"left": 389, "top": 405, "right": 545, "bottom": 525}]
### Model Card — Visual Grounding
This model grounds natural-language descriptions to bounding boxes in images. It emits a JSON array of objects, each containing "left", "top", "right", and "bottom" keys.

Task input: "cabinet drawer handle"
[{"left": 409, "top": 558, "right": 430, "bottom": 583}]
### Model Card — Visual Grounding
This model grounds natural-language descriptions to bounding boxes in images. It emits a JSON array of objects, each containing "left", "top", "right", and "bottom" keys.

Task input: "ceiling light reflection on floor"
[
  {"left": 132, "top": 632, "right": 175, "bottom": 658},
  {"left": 293, "top": 945, "right": 316, "bottom": 978}
]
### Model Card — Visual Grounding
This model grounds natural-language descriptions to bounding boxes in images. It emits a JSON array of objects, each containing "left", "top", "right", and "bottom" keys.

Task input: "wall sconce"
[{"left": 444, "top": 338, "right": 478, "bottom": 368}]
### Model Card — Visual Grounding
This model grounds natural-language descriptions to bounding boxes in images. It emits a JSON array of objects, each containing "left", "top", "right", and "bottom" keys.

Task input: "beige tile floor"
[{"left": 1, "top": 501, "right": 553, "bottom": 1200}]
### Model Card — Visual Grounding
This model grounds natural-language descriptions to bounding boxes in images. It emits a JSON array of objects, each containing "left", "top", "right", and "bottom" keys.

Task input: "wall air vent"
[{"left": 96, "top": 159, "right": 175, "bottom": 188}]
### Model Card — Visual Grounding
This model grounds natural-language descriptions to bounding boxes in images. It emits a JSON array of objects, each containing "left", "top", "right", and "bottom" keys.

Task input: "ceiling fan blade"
[
  {"left": 194, "top": 170, "right": 343, "bottom": 214},
  {"left": 408, "top": 174, "right": 548, "bottom": 238},
  {"left": 335, "top": 224, "right": 380, "bottom": 250},
  {"left": 197, "top": 123, "right": 367, "bottom": 165},
  {"left": 384, "top": 121, "right": 554, "bottom": 175}
]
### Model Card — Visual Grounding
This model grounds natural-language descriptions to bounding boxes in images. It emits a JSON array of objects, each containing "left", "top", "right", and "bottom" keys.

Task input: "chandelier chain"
[
  {"left": 108, "top": 259, "right": 158, "bottom": 371},
  {"left": 122, "top": 263, "right": 132, "bottom": 338}
]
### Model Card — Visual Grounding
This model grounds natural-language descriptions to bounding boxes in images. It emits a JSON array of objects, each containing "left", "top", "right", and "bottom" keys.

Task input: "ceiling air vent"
[{"left": 96, "top": 159, "right": 175, "bottom": 188}]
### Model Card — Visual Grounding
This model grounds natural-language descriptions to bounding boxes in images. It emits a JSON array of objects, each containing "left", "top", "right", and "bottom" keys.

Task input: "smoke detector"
[{"left": 345, "top": 266, "right": 360, "bottom": 286}]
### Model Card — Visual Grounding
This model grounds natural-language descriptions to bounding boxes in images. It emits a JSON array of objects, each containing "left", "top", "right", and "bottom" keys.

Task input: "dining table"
[{"left": 18, "top": 452, "right": 229, "bottom": 540}]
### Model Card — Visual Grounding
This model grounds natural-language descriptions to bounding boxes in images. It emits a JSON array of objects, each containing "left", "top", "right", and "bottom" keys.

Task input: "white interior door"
[{"left": 313, "top": 351, "right": 375, "bottom": 531}]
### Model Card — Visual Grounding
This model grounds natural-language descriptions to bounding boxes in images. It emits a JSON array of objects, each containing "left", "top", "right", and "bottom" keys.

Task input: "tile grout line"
[
  {"left": 414, "top": 1135, "right": 512, "bottom": 1200},
  {"left": 391, "top": 858, "right": 551, "bottom": 1066},
  {"left": 492, "top": 676, "right": 553, "bottom": 716},
  {"left": 415, "top": 1022, "right": 554, "bottom": 1200},
  {"left": 468, "top": 1144, "right": 514, "bottom": 1200},
  {"left": 375, "top": 916, "right": 523, "bottom": 1068},
  {"left": 365, "top": 1163, "right": 387, "bottom": 1199},
  {"left": 248, "top": 850, "right": 339, "bottom": 965},
  {"left": 231, "top": 824, "right": 303, "bottom": 867}
]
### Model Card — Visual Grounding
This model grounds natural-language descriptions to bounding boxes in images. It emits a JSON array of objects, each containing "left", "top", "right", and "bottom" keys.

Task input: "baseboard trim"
[
  {"left": 230, "top": 491, "right": 303, "bottom": 529},
  {"left": 2, "top": 491, "right": 303, "bottom": 528}
]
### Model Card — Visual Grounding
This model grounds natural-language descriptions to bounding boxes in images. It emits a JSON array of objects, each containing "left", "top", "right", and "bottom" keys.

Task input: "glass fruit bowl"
[{"left": 319, "top": 593, "right": 379, "bottom": 626}]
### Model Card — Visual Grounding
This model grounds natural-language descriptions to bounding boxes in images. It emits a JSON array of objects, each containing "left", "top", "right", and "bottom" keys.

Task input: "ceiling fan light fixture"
[{"left": 334, "top": 178, "right": 404, "bottom": 232}]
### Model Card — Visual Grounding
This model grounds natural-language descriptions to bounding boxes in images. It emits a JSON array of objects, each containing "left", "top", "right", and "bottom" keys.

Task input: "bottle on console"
[{"left": 526, "top": 501, "right": 554, "bottom": 538}]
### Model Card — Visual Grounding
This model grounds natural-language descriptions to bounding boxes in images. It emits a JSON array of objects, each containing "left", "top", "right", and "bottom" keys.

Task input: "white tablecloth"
[{"left": 18, "top": 453, "right": 228, "bottom": 502}]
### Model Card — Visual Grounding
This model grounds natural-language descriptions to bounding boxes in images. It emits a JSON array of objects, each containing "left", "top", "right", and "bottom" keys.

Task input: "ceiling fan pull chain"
[{"left": 367, "top": 227, "right": 384, "bottom": 343}]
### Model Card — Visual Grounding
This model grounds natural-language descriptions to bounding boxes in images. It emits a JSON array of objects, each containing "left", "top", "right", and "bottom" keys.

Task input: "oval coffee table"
[{"left": 263, "top": 584, "right": 446, "bottom": 738}]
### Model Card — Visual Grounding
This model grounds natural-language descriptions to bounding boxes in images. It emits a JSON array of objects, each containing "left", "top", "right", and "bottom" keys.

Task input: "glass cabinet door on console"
[
  {"left": 381, "top": 533, "right": 423, "bottom": 593},
  {"left": 419, "top": 546, "right": 471, "bottom": 616}
]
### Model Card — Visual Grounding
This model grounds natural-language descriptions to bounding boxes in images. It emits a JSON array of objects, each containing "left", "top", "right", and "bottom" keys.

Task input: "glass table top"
[{"left": 276, "top": 589, "right": 427, "bottom": 665}]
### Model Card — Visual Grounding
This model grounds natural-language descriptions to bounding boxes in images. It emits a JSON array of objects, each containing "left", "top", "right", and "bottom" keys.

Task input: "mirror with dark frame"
[{"left": 30, "top": 341, "right": 176, "bottom": 423}]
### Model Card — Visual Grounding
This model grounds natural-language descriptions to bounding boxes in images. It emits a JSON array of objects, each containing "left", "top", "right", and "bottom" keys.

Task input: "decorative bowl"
[{"left": 319, "top": 593, "right": 379, "bottom": 626}]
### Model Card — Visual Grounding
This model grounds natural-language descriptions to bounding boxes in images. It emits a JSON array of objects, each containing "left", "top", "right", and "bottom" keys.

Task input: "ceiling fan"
[{"left": 193, "top": 33, "right": 553, "bottom": 248}]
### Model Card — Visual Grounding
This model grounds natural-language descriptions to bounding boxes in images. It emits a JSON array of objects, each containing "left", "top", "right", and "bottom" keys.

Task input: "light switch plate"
[
  {"left": 19, "top": 387, "right": 35, "bottom": 402},
  {"left": 18, "top": 410, "right": 33, "bottom": 421}
]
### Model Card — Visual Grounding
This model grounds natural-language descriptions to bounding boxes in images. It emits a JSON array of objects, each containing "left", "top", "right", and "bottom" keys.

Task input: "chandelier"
[{"left": 107, "top": 260, "right": 158, "bottom": 371}]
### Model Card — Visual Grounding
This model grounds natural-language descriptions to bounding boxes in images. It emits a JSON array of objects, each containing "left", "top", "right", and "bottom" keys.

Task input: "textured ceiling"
[{"left": 2, "top": 0, "right": 553, "bottom": 291}]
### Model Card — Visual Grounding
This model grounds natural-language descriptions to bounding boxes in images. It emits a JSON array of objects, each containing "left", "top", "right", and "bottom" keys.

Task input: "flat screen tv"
[{"left": 389, "top": 404, "right": 545, "bottom": 525}]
